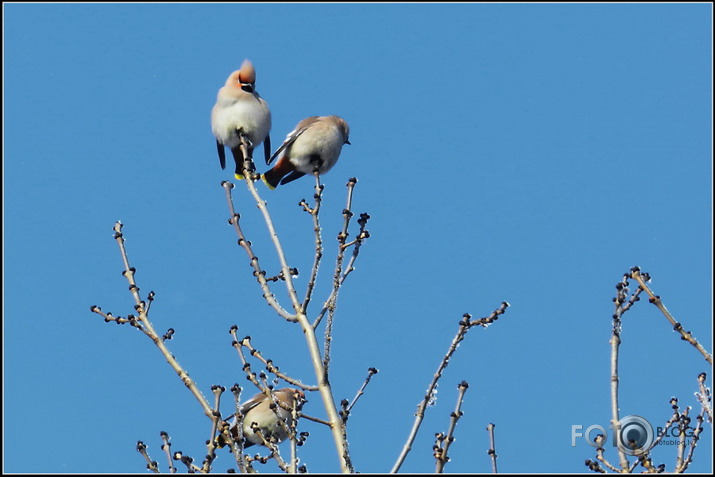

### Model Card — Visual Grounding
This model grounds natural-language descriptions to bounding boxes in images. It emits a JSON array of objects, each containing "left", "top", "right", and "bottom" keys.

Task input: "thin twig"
[
  {"left": 312, "top": 179, "right": 368, "bottom": 331},
  {"left": 300, "top": 412, "right": 332, "bottom": 427},
  {"left": 178, "top": 452, "right": 203, "bottom": 473},
  {"left": 648, "top": 398, "right": 681, "bottom": 452},
  {"left": 630, "top": 267, "right": 712, "bottom": 364},
  {"left": 635, "top": 454, "right": 659, "bottom": 473},
  {"left": 92, "top": 222, "right": 215, "bottom": 421},
  {"left": 346, "top": 368, "right": 379, "bottom": 415},
  {"left": 323, "top": 178, "right": 359, "bottom": 372},
  {"left": 301, "top": 172, "right": 325, "bottom": 312},
  {"left": 222, "top": 181, "right": 295, "bottom": 321},
  {"left": 289, "top": 390, "right": 302, "bottom": 473},
  {"left": 674, "top": 407, "right": 690, "bottom": 471},
  {"left": 200, "top": 385, "right": 224, "bottom": 473},
  {"left": 136, "top": 441, "right": 159, "bottom": 473},
  {"left": 434, "top": 381, "right": 468, "bottom": 473},
  {"left": 584, "top": 458, "right": 606, "bottom": 473},
  {"left": 89, "top": 307, "right": 139, "bottom": 326},
  {"left": 341, "top": 367, "right": 379, "bottom": 425},
  {"left": 263, "top": 435, "right": 288, "bottom": 472},
  {"left": 679, "top": 411, "right": 705, "bottom": 472},
  {"left": 486, "top": 423, "right": 498, "bottom": 473},
  {"left": 229, "top": 328, "right": 318, "bottom": 391},
  {"left": 593, "top": 434, "right": 620, "bottom": 472},
  {"left": 226, "top": 385, "right": 249, "bottom": 472},
  {"left": 159, "top": 432, "right": 174, "bottom": 474},
  {"left": 696, "top": 372, "right": 712, "bottom": 423},
  {"left": 391, "top": 303, "right": 509, "bottom": 473},
  {"left": 237, "top": 138, "right": 303, "bottom": 316},
  {"left": 230, "top": 334, "right": 265, "bottom": 391}
]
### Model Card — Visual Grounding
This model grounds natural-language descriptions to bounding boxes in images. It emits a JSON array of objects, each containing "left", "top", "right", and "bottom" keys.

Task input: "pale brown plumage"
[
  {"left": 219, "top": 388, "right": 306, "bottom": 449},
  {"left": 262, "top": 116, "right": 350, "bottom": 189},
  {"left": 211, "top": 59, "right": 272, "bottom": 179}
]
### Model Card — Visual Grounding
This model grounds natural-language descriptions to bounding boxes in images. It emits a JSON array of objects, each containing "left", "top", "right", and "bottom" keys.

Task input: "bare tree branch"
[
  {"left": 434, "top": 381, "right": 468, "bottom": 473},
  {"left": 391, "top": 303, "right": 509, "bottom": 473},
  {"left": 91, "top": 222, "right": 215, "bottom": 421},
  {"left": 486, "top": 423, "right": 498, "bottom": 473},
  {"left": 346, "top": 368, "right": 379, "bottom": 416},
  {"left": 229, "top": 135, "right": 355, "bottom": 472},
  {"left": 222, "top": 181, "right": 295, "bottom": 322},
  {"left": 609, "top": 273, "right": 630, "bottom": 470},
  {"left": 136, "top": 441, "right": 159, "bottom": 473},
  {"left": 301, "top": 172, "right": 325, "bottom": 312},
  {"left": 696, "top": 372, "right": 712, "bottom": 423},
  {"left": 630, "top": 267, "right": 712, "bottom": 364}
]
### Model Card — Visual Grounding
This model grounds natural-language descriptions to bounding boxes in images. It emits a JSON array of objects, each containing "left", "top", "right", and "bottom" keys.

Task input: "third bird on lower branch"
[
  {"left": 262, "top": 115, "right": 350, "bottom": 189},
  {"left": 220, "top": 388, "right": 306, "bottom": 449}
]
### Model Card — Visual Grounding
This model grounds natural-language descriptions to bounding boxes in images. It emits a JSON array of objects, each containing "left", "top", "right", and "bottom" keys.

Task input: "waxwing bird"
[
  {"left": 219, "top": 388, "right": 306, "bottom": 449},
  {"left": 211, "top": 59, "right": 272, "bottom": 179},
  {"left": 262, "top": 116, "right": 350, "bottom": 189}
]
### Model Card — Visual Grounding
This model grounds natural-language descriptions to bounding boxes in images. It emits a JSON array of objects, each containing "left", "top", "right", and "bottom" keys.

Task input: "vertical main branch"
[
  {"left": 610, "top": 275, "right": 629, "bottom": 470},
  {"left": 236, "top": 138, "right": 353, "bottom": 472}
]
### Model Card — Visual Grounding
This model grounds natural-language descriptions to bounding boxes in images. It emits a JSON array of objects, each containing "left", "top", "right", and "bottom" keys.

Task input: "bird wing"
[
  {"left": 239, "top": 395, "right": 265, "bottom": 415},
  {"left": 267, "top": 116, "right": 320, "bottom": 165}
]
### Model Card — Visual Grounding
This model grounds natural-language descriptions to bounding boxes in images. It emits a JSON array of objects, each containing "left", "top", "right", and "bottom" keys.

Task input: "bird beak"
[
  {"left": 241, "top": 83, "right": 255, "bottom": 93},
  {"left": 345, "top": 139, "right": 351, "bottom": 145}
]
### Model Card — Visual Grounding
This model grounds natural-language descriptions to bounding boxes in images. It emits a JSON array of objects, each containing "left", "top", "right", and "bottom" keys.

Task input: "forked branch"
[
  {"left": 91, "top": 222, "right": 214, "bottom": 422},
  {"left": 224, "top": 135, "right": 363, "bottom": 472},
  {"left": 391, "top": 303, "right": 509, "bottom": 473}
]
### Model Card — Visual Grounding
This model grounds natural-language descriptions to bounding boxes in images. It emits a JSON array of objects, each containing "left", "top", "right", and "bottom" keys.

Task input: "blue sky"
[{"left": 3, "top": 2, "right": 713, "bottom": 474}]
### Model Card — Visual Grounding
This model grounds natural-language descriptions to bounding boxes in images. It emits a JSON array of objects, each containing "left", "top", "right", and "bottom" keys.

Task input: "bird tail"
[
  {"left": 261, "top": 158, "right": 293, "bottom": 189},
  {"left": 261, "top": 170, "right": 279, "bottom": 189},
  {"left": 231, "top": 146, "right": 254, "bottom": 181}
]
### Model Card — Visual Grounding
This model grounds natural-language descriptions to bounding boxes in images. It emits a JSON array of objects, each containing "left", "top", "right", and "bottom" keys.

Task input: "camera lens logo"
[{"left": 617, "top": 415, "right": 654, "bottom": 455}]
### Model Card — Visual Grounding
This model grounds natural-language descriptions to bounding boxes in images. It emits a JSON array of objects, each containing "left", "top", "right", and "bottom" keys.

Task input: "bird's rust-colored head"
[
  {"left": 223, "top": 60, "right": 257, "bottom": 92},
  {"left": 238, "top": 59, "right": 256, "bottom": 85}
]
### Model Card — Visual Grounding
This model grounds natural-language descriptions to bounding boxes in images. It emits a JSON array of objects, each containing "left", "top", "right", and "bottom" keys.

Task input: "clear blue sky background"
[{"left": 4, "top": 2, "right": 713, "bottom": 474}]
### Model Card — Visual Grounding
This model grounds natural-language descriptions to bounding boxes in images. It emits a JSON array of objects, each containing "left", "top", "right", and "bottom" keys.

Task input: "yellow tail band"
[{"left": 260, "top": 174, "right": 276, "bottom": 190}]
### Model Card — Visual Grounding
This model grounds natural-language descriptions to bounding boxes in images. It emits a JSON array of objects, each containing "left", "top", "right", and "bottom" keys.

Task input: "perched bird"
[
  {"left": 262, "top": 116, "right": 350, "bottom": 189},
  {"left": 211, "top": 60, "right": 272, "bottom": 179},
  {"left": 219, "top": 388, "right": 306, "bottom": 449}
]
